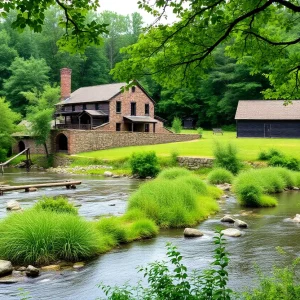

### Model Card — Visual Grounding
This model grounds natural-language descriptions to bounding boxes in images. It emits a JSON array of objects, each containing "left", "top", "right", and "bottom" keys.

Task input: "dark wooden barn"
[
  {"left": 183, "top": 117, "right": 195, "bottom": 129},
  {"left": 235, "top": 100, "right": 300, "bottom": 138}
]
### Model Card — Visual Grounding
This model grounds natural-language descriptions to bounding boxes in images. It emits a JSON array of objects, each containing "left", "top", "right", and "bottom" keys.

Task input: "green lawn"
[{"left": 76, "top": 130, "right": 300, "bottom": 161}]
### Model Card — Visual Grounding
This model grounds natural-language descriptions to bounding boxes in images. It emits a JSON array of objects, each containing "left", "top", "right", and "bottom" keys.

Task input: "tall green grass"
[
  {"left": 0, "top": 210, "right": 100, "bottom": 265},
  {"left": 234, "top": 167, "right": 300, "bottom": 207},
  {"left": 127, "top": 171, "right": 220, "bottom": 228},
  {"left": 207, "top": 168, "right": 234, "bottom": 184}
]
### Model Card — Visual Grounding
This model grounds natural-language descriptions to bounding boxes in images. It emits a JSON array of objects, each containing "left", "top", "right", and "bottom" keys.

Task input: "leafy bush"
[
  {"left": 242, "top": 253, "right": 300, "bottom": 300},
  {"left": 157, "top": 167, "right": 191, "bottom": 180},
  {"left": 170, "top": 149, "right": 179, "bottom": 166},
  {"left": 130, "top": 151, "right": 160, "bottom": 178},
  {"left": 222, "top": 124, "right": 236, "bottom": 131},
  {"left": 34, "top": 196, "right": 78, "bottom": 215},
  {"left": 258, "top": 150, "right": 269, "bottom": 161},
  {"left": 171, "top": 117, "right": 182, "bottom": 133},
  {"left": 197, "top": 127, "right": 203, "bottom": 137},
  {"left": 213, "top": 141, "right": 242, "bottom": 174},
  {"left": 0, "top": 210, "right": 99, "bottom": 265},
  {"left": 100, "top": 231, "right": 232, "bottom": 299},
  {"left": 207, "top": 168, "right": 234, "bottom": 184},
  {"left": 127, "top": 170, "right": 219, "bottom": 228}
]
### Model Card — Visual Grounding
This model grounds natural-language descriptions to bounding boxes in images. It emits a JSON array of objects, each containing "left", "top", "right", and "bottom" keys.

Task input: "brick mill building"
[
  {"left": 56, "top": 68, "right": 168, "bottom": 134},
  {"left": 12, "top": 68, "right": 199, "bottom": 155}
]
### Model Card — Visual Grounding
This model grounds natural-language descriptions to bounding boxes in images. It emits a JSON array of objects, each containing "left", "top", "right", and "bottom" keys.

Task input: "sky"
[{"left": 99, "top": 0, "right": 177, "bottom": 25}]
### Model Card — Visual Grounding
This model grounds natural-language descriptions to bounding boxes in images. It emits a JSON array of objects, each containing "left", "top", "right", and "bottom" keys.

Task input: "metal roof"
[
  {"left": 60, "top": 82, "right": 126, "bottom": 105},
  {"left": 235, "top": 100, "right": 300, "bottom": 120},
  {"left": 124, "top": 116, "right": 158, "bottom": 123}
]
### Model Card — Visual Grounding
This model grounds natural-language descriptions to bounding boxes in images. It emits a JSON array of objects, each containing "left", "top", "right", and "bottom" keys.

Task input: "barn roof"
[{"left": 235, "top": 100, "right": 300, "bottom": 120}]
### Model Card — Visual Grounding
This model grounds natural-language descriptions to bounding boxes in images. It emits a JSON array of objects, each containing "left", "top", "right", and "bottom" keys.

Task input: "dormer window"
[{"left": 132, "top": 86, "right": 136, "bottom": 93}]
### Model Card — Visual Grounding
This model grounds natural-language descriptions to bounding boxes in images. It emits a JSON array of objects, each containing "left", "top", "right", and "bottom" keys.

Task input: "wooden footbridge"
[{"left": 0, "top": 181, "right": 82, "bottom": 196}]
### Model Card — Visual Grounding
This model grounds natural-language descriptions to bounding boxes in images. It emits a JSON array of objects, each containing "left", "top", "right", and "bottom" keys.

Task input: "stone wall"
[
  {"left": 12, "top": 137, "right": 51, "bottom": 155},
  {"left": 52, "top": 130, "right": 199, "bottom": 155},
  {"left": 177, "top": 156, "right": 214, "bottom": 169}
]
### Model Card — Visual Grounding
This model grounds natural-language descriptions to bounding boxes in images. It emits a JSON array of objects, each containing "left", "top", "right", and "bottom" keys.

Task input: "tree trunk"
[{"left": 43, "top": 143, "right": 49, "bottom": 158}]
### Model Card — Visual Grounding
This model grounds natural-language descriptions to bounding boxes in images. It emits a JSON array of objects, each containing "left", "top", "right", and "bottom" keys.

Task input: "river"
[{"left": 0, "top": 168, "right": 300, "bottom": 299}]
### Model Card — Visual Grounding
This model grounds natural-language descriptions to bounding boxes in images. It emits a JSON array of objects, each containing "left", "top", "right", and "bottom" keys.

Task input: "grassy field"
[{"left": 77, "top": 130, "right": 300, "bottom": 161}]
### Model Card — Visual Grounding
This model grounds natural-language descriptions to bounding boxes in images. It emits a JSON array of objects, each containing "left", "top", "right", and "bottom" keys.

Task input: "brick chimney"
[{"left": 60, "top": 68, "right": 72, "bottom": 100}]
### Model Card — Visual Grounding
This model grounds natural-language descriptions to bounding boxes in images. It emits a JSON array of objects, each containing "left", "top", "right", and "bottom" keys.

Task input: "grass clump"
[
  {"left": 157, "top": 167, "right": 191, "bottom": 180},
  {"left": 234, "top": 167, "right": 300, "bottom": 207},
  {"left": 207, "top": 168, "right": 234, "bottom": 184},
  {"left": 127, "top": 169, "right": 219, "bottom": 228},
  {"left": 130, "top": 151, "right": 160, "bottom": 178},
  {"left": 213, "top": 141, "right": 242, "bottom": 174},
  {"left": 0, "top": 210, "right": 99, "bottom": 265},
  {"left": 34, "top": 196, "right": 78, "bottom": 215}
]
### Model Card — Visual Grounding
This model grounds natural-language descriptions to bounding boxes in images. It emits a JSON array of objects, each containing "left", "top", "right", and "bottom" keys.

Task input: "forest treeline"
[{"left": 0, "top": 7, "right": 270, "bottom": 127}]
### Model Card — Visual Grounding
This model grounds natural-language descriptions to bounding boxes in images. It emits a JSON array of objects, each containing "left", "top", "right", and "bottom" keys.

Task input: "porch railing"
[{"left": 56, "top": 124, "right": 91, "bottom": 130}]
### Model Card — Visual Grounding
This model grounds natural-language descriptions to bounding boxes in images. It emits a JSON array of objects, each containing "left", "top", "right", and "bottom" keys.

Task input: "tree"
[
  {"left": 23, "top": 85, "right": 60, "bottom": 157},
  {"left": 113, "top": 0, "right": 300, "bottom": 99},
  {"left": 4, "top": 57, "right": 50, "bottom": 115},
  {"left": 0, "top": 0, "right": 108, "bottom": 52},
  {"left": 0, "top": 97, "right": 20, "bottom": 161}
]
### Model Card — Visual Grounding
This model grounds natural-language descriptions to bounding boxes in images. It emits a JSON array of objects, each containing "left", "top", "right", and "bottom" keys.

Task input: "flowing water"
[{"left": 1, "top": 168, "right": 300, "bottom": 299}]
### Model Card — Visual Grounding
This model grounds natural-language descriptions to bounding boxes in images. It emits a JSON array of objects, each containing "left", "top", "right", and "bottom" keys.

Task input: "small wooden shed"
[{"left": 235, "top": 100, "right": 300, "bottom": 138}]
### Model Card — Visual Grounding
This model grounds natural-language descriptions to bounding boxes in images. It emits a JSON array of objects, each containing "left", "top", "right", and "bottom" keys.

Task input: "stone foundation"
[
  {"left": 52, "top": 130, "right": 199, "bottom": 155},
  {"left": 178, "top": 156, "right": 214, "bottom": 169}
]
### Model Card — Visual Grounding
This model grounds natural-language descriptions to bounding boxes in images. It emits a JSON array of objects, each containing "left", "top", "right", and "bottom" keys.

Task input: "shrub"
[
  {"left": 285, "top": 157, "right": 300, "bottom": 171},
  {"left": 258, "top": 150, "right": 269, "bottom": 161},
  {"left": 213, "top": 141, "right": 242, "bottom": 174},
  {"left": 268, "top": 155, "right": 287, "bottom": 167},
  {"left": 100, "top": 231, "right": 232, "bottom": 299},
  {"left": 127, "top": 176, "right": 219, "bottom": 228},
  {"left": 34, "top": 196, "right": 78, "bottom": 215},
  {"left": 222, "top": 124, "right": 236, "bottom": 131},
  {"left": 126, "top": 219, "right": 159, "bottom": 241},
  {"left": 258, "top": 148, "right": 284, "bottom": 161},
  {"left": 197, "top": 127, "right": 203, "bottom": 137},
  {"left": 235, "top": 182, "right": 263, "bottom": 207},
  {"left": 207, "top": 168, "right": 234, "bottom": 184},
  {"left": 171, "top": 117, "right": 182, "bottom": 133},
  {"left": 170, "top": 149, "right": 179, "bottom": 166},
  {"left": 157, "top": 167, "right": 191, "bottom": 180},
  {"left": 130, "top": 151, "right": 160, "bottom": 178},
  {"left": 0, "top": 210, "right": 99, "bottom": 265}
]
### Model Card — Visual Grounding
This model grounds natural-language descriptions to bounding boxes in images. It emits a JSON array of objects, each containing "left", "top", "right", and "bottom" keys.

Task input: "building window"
[
  {"left": 61, "top": 106, "right": 65, "bottom": 112},
  {"left": 145, "top": 104, "right": 149, "bottom": 115},
  {"left": 116, "top": 101, "right": 121, "bottom": 113},
  {"left": 116, "top": 123, "right": 121, "bottom": 131},
  {"left": 83, "top": 104, "right": 86, "bottom": 110},
  {"left": 145, "top": 123, "right": 149, "bottom": 132},
  {"left": 132, "top": 86, "right": 136, "bottom": 93},
  {"left": 95, "top": 103, "right": 99, "bottom": 110},
  {"left": 72, "top": 105, "right": 75, "bottom": 112},
  {"left": 131, "top": 102, "right": 136, "bottom": 116}
]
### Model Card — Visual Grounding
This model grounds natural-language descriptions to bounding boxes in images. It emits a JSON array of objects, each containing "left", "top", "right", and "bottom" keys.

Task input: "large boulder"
[
  {"left": 6, "top": 200, "right": 22, "bottom": 211},
  {"left": 234, "top": 219, "right": 248, "bottom": 228},
  {"left": 221, "top": 228, "right": 242, "bottom": 237},
  {"left": 25, "top": 265, "right": 40, "bottom": 277},
  {"left": 183, "top": 228, "right": 204, "bottom": 237},
  {"left": 220, "top": 215, "right": 235, "bottom": 223},
  {"left": 0, "top": 260, "right": 13, "bottom": 277}
]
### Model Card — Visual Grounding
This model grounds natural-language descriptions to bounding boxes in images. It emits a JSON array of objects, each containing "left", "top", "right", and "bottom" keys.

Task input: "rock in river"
[
  {"left": 25, "top": 265, "right": 40, "bottom": 277},
  {"left": 220, "top": 215, "right": 235, "bottom": 223},
  {"left": 104, "top": 171, "right": 113, "bottom": 177},
  {"left": 183, "top": 228, "right": 204, "bottom": 237},
  {"left": 234, "top": 219, "right": 248, "bottom": 228},
  {"left": 292, "top": 214, "right": 300, "bottom": 223},
  {"left": 41, "top": 265, "right": 61, "bottom": 271},
  {"left": 221, "top": 228, "right": 242, "bottom": 237},
  {"left": 0, "top": 260, "right": 13, "bottom": 277},
  {"left": 6, "top": 200, "right": 22, "bottom": 211}
]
